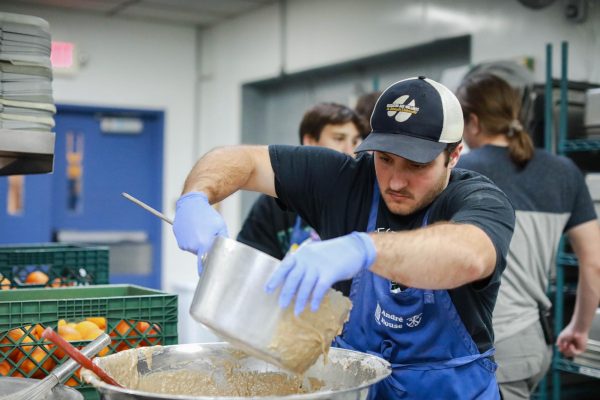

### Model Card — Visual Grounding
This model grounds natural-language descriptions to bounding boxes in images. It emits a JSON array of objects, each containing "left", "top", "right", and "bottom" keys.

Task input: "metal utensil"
[
  {"left": 121, "top": 192, "right": 173, "bottom": 225},
  {"left": 82, "top": 342, "right": 392, "bottom": 400},
  {"left": 0, "top": 331, "right": 111, "bottom": 400},
  {"left": 0, "top": 378, "right": 82, "bottom": 400},
  {"left": 42, "top": 328, "right": 122, "bottom": 388}
]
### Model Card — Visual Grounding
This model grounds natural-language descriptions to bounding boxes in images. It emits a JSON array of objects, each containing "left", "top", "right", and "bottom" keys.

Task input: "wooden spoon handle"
[{"left": 42, "top": 327, "right": 123, "bottom": 388}]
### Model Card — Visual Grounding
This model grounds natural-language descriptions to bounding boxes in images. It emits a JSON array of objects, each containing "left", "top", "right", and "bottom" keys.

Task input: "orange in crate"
[
  {"left": 111, "top": 320, "right": 135, "bottom": 351},
  {"left": 74, "top": 321, "right": 103, "bottom": 340},
  {"left": 65, "top": 377, "right": 78, "bottom": 387},
  {"left": 19, "top": 346, "right": 55, "bottom": 379},
  {"left": 1, "top": 326, "right": 35, "bottom": 361},
  {"left": 0, "top": 360, "right": 11, "bottom": 376},
  {"left": 50, "top": 278, "right": 63, "bottom": 288},
  {"left": 110, "top": 320, "right": 161, "bottom": 350},
  {"left": 136, "top": 321, "right": 161, "bottom": 346},
  {"left": 0, "top": 277, "right": 10, "bottom": 290},
  {"left": 32, "top": 324, "right": 45, "bottom": 339},
  {"left": 24, "top": 271, "right": 49, "bottom": 285},
  {"left": 86, "top": 317, "right": 107, "bottom": 330}
]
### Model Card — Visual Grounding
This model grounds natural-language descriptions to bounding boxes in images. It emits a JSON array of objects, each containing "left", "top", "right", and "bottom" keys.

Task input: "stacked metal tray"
[
  {"left": 0, "top": 12, "right": 55, "bottom": 175},
  {"left": 0, "top": 12, "right": 55, "bottom": 131}
]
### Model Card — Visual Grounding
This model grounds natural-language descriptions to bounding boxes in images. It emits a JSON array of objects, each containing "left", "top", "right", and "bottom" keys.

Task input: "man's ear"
[{"left": 449, "top": 143, "right": 464, "bottom": 168}]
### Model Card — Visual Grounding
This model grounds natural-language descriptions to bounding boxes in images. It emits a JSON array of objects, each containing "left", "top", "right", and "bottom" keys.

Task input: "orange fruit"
[
  {"left": 65, "top": 377, "right": 78, "bottom": 387},
  {"left": 135, "top": 322, "right": 161, "bottom": 346},
  {"left": 20, "top": 346, "right": 55, "bottom": 378},
  {"left": 58, "top": 325, "right": 82, "bottom": 341},
  {"left": 50, "top": 278, "right": 63, "bottom": 288},
  {"left": 32, "top": 324, "right": 45, "bottom": 340},
  {"left": 0, "top": 277, "right": 11, "bottom": 290},
  {"left": 2, "top": 327, "right": 35, "bottom": 361},
  {"left": 0, "top": 360, "right": 11, "bottom": 376},
  {"left": 135, "top": 321, "right": 150, "bottom": 347},
  {"left": 97, "top": 345, "right": 110, "bottom": 357},
  {"left": 149, "top": 324, "right": 161, "bottom": 345},
  {"left": 136, "top": 321, "right": 150, "bottom": 333},
  {"left": 74, "top": 321, "right": 102, "bottom": 340},
  {"left": 11, "top": 370, "right": 24, "bottom": 378},
  {"left": 111, "top": 320, "right": 136, "bottom": 350},
  {"left": 86, "top": 317, "right": 107, "bottom": 330},
  {"left": 25, "top": 271, "right": 49, "bottom": 285},
  {"left": 82, "top": 327, "right": 103, "bottom": 341}
]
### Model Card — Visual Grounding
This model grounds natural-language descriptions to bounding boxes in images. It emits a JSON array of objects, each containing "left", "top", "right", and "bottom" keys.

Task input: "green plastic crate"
[
  {"left": 0, "top": 285, "right": 178, "bottom": 400},
  {"left": 0, "top": 243, "right": 109, "bottom": 289}
]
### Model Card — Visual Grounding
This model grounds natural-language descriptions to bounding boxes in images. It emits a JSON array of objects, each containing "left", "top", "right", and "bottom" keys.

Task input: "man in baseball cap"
[{"left": 173, "top": 76, "right": 514, "bottom": 399}]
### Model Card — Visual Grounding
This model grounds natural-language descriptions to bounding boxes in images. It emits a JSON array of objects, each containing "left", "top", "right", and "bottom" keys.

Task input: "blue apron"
[{"left": 334, "top": 182, "right": 500, "bottom": 399}]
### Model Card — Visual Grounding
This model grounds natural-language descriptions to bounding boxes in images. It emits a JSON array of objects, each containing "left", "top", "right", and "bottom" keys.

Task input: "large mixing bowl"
[
  {"left": 82, "top": 342, "right": 391, "bottom": 400},
  {"left": 0, "top": 377, "right": 83, "bottom": 400},
  {"left": 189, "top": 236, "right": 351, "bottom": 373}
]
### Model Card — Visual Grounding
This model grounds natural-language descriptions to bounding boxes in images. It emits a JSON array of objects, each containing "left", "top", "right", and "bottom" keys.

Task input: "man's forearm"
[
  {"left": 369, "top": 223, "right": 497, "bottom": 289},
  {"left": 571, "top": 265, "right": 600, "bottom": 332},
  {"left": 567, "top": 220, "right": 600, "bottom": 332},
  {"left": 182, "top": 145, "right": 275, "bottom": 202}
]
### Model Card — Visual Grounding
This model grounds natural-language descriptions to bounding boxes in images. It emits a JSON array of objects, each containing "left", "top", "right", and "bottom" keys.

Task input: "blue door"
[
  {"left": 0, "top": 105, "right": 165, "bottom": 289},
  {"left": 52, "top": 105, "right": 164, "bottom": 288},
  {"left": 0, "top": 174, "right": 53, "bottom": 243}
]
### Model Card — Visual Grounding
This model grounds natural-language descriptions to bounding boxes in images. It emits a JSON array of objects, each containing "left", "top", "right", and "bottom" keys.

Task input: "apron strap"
[{"left": 367, "top": 180, "right": 380, "bottom": 232}]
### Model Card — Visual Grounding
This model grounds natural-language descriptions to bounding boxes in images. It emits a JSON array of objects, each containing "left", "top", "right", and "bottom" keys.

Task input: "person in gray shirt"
[{"left": 456, "top": 73, "right": 600, "bottom": 400}]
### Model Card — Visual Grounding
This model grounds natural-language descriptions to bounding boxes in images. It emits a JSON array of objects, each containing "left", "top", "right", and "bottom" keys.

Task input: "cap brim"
[{"left": 355, "top": 132, "right": 447, "bottom": 163}]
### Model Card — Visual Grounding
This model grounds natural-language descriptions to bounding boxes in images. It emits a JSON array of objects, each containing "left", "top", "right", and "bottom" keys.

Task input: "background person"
[
  {"left": 456, "top": 73, "right": 600, "bottom": 400},
  {"left": 354, "top": 90, "right": 382, "bottom": 134},
  {"left": 237, "top": 102, "right": 367, "bottom": 260},
  {"left": 173, "top": 76, "right": 515, "bottom": 399}
]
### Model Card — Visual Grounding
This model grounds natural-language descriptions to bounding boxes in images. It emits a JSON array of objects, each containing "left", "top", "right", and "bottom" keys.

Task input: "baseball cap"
[{"left": 355, "top": 76, "right": 463, "bottom": 163}]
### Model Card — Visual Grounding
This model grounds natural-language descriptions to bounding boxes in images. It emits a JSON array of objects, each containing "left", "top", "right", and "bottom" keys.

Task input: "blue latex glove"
[
  {"left": 173, "top": 192, "right": 228, "bottom": 272},
  {"left": 265, "top": 232, "right": 376, "bottom": 315}
]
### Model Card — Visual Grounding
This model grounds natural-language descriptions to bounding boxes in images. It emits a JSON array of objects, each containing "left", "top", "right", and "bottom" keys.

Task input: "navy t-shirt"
[
  {"left": 269, "top": 145, "right": 515, "bottom": 353},
  {"left": 237, "top": 195, "right": 299, "bottom": 260}
]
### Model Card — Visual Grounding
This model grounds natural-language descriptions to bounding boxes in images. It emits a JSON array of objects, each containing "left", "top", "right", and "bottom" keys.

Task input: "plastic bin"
[
  {"left": 0, "top": 243, "right": 109, "bottom": 289},
  {"left": 0, "top": 285, "right": 178, "bottom": 399}
]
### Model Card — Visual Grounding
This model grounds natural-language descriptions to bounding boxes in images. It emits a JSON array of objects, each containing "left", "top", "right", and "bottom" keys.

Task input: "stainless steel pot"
[
  {"left": 189, "top": 236, "right": 351, "bottom": 373},
  {"left": 0, "top": 377, "right": 83, "bottom": 400},
  {"left": 82, "top": 342, "right": 391, "bottom": 399}
]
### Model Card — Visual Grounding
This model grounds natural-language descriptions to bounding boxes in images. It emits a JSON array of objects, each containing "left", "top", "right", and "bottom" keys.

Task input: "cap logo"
[{"left": 386, "top": 95, "right": 420, "bottom": 123}]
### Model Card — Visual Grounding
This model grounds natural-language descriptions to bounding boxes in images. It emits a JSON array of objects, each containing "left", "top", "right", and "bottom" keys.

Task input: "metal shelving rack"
[{"left": 548, "top": 41, "right": 600, "bottom": 400}]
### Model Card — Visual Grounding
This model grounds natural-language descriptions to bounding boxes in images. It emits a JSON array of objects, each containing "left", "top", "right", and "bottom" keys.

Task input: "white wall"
[
  {"left": 197, "top": 0, "right": 600, "bottom": 236},
  {"left": 0, "top": 4, "right": 198, "bottom": 295}
]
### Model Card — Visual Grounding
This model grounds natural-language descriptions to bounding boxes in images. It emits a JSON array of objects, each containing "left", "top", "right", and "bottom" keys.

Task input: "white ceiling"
[{"left": 3, "top": 0, "right": 278, "bottom": 27}]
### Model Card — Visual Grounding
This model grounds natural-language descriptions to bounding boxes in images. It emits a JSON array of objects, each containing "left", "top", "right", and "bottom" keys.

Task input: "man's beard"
[{"left": 383, "top": 170, "right": 449, "bottom": 216}]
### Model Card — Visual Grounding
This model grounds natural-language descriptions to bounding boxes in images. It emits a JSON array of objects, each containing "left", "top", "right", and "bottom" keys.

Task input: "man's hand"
[
  {"left": 265, "top": 232, "right": 376, "bottom": 315},
  {"left": 173, "top": 192, "right": 228, "bottom": 271},
  {"left": 556, "top": 322, "right": 589, "bottom": 357}
]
